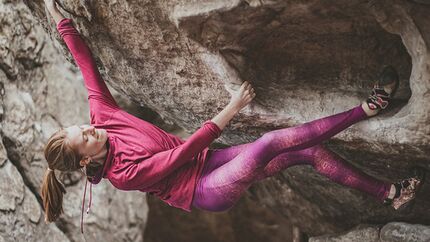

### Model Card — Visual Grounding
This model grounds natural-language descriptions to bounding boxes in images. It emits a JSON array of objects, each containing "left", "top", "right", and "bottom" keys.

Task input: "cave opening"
[{"left": 181, "top": 1, "right": 412, "bottom": 115}]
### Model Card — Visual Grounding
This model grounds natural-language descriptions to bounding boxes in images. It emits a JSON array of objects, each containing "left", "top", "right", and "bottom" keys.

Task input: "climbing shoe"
[
  {"left": 366, "top": 65, "right": 399, "bottom": 110},
  {"left": 384, "top": 168, "right": 425, "bottom": 210}
]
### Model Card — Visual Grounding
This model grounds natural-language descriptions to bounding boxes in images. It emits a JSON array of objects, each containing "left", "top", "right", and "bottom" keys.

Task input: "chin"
[
  {"left": 96, "top": 128, "right": 108, "bottom": 143},
  {"left": 101, "top": 129, "right": 108, "bottom": 142}
]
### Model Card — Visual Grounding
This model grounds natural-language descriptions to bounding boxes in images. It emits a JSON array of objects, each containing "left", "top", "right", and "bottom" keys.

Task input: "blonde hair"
[{"left": 41, "top": 128, "right": 81, "bottom": 222}]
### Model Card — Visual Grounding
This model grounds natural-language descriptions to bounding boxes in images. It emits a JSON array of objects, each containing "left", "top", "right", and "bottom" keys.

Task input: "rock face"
[
  {"left": 144, "top": 192, "right": 295, "bottom": 242},
  {"left": 5, "top": 0, "right": 430, "bottom": 238},
  {"left": 309, "top": 225, "right": 381, "bottom": 242},
  {"left": 0, "top": 1, "right": 147, "bottom": 241},
  {"left": 309, "top": 222, "right": 430, "bottom": 242},
  {"left": 380, "top": 222, "right": 430, "bottom": 242}
]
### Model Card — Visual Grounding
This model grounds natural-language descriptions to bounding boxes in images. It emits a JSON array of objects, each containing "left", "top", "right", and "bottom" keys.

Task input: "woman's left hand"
[
  {"left": 228, "top": 81, "right": 256, "bottom": 112},
  {"left": 210, "top": 81, "right": 256, "bottom": 130}
]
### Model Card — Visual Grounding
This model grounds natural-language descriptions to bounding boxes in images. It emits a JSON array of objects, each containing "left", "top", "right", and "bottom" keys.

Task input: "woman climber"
[{"left": 41, "top": 0, "right": 423, "bottom": 233}]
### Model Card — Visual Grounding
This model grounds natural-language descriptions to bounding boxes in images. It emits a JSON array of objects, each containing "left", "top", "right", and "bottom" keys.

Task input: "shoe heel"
[{"left": 396, "top": 199, "right": 415, "bottom": 212}]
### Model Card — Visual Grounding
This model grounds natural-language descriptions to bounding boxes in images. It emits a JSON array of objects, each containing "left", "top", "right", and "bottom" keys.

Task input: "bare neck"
[{"left": 92, "top": 141, "right": 108, "bottom": 165}]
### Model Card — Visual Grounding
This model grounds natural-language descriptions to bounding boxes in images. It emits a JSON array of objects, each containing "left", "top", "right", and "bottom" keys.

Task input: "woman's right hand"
[
  {"left": 228, "top": 81, "right": 256, "bottom": 112},
  {"left": 44, "top": 0, "right": 65, "bottom": 24},
  {"left": 44, "top": 0, "right": 58, "bottom": 11}
]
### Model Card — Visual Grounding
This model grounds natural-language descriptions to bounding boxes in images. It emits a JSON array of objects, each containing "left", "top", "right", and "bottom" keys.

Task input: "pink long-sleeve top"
[{"left": 57, "top": 19, "right": 221, "bottom": 212}]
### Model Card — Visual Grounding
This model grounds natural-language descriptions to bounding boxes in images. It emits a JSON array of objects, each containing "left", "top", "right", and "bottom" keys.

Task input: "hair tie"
[{"left": 47, "top": 167, "right": 54, "bottom": 172}]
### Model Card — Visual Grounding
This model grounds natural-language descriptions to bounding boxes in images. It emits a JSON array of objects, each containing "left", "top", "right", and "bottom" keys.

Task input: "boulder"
[
  {"left": 10, "top": 0, "right": 430, "bottom": 237},
  {"left": 0, "top": 0, "right": 147, "bottom": 241},
  {"left": 310, "top": 222, "right": 430, "bottom": 242}
]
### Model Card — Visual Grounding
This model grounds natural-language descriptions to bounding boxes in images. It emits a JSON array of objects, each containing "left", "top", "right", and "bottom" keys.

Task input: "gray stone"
[
  {"left": 0, "top": 140, "right": 7, "bottom": 167},
  {"left": 380, "top": 222, "right": 430, "bottom": 242},
  {"left": 61, "top": 180, "right": 148, "bottom": 242},
  {"left": 0, "top": 0, "right": 148, "bottom": 241},
  {"left": 22, "top": 188, "right": 41, "bottom": 224},
  {"left": 0, "top": 161, "right": 69, "bottom": 241},
  {"left": 21, "top": 0, "right": 430, "bottom": 236},
  {"left": 310, "top": 222, "right": 430, "bottom": 242},
  {"left": 0, "top": 161, "right": 25, "bottom": 211},
  {"left": 309, "top": 225, "right": 380, "bottom": 242},
  {"left": 0, "top": 0, "right": 429, "bottom": 240}
]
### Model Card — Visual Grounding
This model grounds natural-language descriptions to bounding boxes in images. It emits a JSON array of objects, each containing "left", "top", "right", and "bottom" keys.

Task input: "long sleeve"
[
  {"left": 110, "top": 120, "right": 222, "bottom": 190},
  {"left": 56, "top": 18, "right": 118, "bottom": 110}
]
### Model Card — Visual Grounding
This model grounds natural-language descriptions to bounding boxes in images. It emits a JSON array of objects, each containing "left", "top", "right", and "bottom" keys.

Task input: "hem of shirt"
[{"left": 186, "top": 149, "right": 213, "bottom": 213}]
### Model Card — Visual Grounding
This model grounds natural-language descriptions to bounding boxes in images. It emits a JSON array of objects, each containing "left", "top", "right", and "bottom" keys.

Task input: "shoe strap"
[
  {"left": 366, "top": 85, "right": 391, "bottom": 110},
  {"left": 394, "top": 183, "right": 402, "bottom": 198}
]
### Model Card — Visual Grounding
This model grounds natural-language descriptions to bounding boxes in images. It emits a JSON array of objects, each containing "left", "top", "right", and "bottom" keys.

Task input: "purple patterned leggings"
[{"left": 192, "top": 105, "right": 390, "bottom": 212}]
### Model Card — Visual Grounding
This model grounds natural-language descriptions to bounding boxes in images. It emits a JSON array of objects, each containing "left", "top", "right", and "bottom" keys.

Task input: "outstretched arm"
[
  {"left": 211, "top": 81, "right": 256, "bottom": 129},
  {"left": 112, "top": 81, "right": 256, "bottom": 190},
  {"left": 45, "top": 0, "right": 118, "bottom": 109}
]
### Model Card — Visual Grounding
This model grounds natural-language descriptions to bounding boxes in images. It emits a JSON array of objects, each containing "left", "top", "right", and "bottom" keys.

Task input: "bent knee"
[{"left": 257, "top": 132, "right": 278, "bottom": 147}]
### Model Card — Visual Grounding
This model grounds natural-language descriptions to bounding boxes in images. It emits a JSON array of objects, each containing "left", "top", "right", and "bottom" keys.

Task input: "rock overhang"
[
  {"left": 22, "top": 0, "right": 430, "bottom": 235},
  {"left": 173, "top": 0, "right": 428, "bottom": 157}
]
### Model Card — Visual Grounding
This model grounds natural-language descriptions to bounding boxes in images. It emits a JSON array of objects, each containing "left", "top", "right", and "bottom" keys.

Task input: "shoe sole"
[{"left": 394, "top": 167, "right": 426, "bottom": 211}]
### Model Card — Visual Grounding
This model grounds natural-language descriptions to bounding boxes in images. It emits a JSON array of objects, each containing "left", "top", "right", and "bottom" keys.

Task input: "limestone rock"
[
  {"left": 380, "top": 222, "right": 430, "bottom": 242},
  {"left": 21, "top": 0, "right": 430, "bottom": 236},
  {"left": 22, "top": 189, "right": 41, "bottom": 224},
  {"left": 0, "top": 160, "right": 25, "bottom": 212},
  {"left": 309, "top": 225, "right": 380, "bottom": 242},
  {"left": 0, "top": 160, "right": 69, "bottom": 241},
  {"left": 0, "top": 0, "right": 148, "bottom": 241},
  {"left": 144, "top": 190, "right": 295, "bottom": 242},
  {"left": 310, "top": 222, "right": 430, "bottom": 242},
  {"left": 0, "top": 138, "right": 7, "bottom": 167}
]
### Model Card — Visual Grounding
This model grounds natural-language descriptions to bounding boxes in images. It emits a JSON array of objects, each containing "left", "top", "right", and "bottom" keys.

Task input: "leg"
[
  {"left": 193, "top": 144, "right": 390, "bottom": 212},
  {"left": 261, "top": 105, "right": 367, "bottom": 153},
  {"left": 193, "top": 105, "right": 368, "bottom": 211},
  {"left": 204, "top": 143, "right": 251, "bottom": 173},
  {"left": 262, "top": 145, "right": 390, "bottom": 202},
  {"left": 204, "top": 104, "right": 367, "bottom": 174}
]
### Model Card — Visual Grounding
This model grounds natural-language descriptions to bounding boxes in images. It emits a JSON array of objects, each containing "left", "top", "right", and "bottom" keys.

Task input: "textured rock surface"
[
  {"left": 0, "top": 160, "right": 70, "bottom": 242},
  {"left": 0, "top": 1, "right": 147, "bottom": 241},
  {"left": 309, "top": 225, "right": 380, "bottom": 242},
  {"left": 380, "top": 222, "right": 430, "bottom": 242},
  {"left": 0, "top": 0, "right": 424, "bottom": 240},
  {"left": 144, "top": 192, "right": 294, "bottom": 242},
  {"left": 21, "top": 0, "right": 430, "bottom": 236},
  {"left": 1, "top": 2, "right": 293, "bottom": 241},
  {"left": 310, "top": 222, "right": 430, "bottom": 242}
]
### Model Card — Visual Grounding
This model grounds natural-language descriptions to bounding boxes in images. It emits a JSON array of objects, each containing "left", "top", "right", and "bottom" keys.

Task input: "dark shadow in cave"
[{"left": 179, "top": 1, "right": 412, "bottom": 117}]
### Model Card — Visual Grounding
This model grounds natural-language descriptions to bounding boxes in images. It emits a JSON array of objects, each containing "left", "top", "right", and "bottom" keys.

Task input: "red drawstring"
[
  {"left": 80, "top": 179, "right": 93, "bottom": 234},
  {"left": 87, "top": 183, "right": 92, "bottom": 214},
  {"left": 81, "top": 179, "right": 87, "bottom": 233}
]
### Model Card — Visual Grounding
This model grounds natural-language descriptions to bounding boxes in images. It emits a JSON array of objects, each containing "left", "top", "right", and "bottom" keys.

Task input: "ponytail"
[
  {"left": 41, "top": 169, "right": 66, "bottom": 223},
  {"left": 42, "top": 128, "right": 81, "bottom": 222}
]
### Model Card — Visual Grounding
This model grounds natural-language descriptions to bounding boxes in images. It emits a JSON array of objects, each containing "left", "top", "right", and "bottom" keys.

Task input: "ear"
[{"left": 79, "top": 157, "right": 91, "bottom": 167}]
